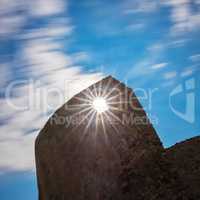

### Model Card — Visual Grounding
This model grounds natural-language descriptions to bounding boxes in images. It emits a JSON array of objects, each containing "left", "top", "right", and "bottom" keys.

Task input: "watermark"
[
  {"left": 50, "top": 112, "right": 158, "bottom": 127},
  {"left": 4, "top": 77, "right": 197, "bottom": 127},
  {"left": 3, "top": 78, "right": 159, "bottom": 127},
  {"left": 169, "top": 78, "right": 195, "bottom": 123}
]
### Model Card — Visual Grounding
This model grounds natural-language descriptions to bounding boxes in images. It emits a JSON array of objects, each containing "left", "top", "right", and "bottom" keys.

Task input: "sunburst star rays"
[{"left": 65, "top": 78, "right": 129, "bottom": 145}]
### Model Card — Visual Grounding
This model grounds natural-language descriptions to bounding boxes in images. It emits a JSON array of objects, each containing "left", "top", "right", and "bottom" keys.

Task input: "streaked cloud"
[
  {"left": 167, "top": 38, "right": 190, "bottom": 48},
  {"left": 0, "top": 133, "right": 35, "bottom": 172},
  {"left": 72, "top": 52, "right": 91, "bottom": 63},
  {"left": 0, "top": 14, "right": 26, "bottom": 38},
  {"left": 0, "top": 0, "right": 103, "bottom": 173},
  {"left": 180, "top": 65, "right": 199, "bottom": 77},
  {"left": 161, "top": 0, "right": 200, "bottom": 35},
  {"left": 181, "top": 68, "right": 194, "bottom": 77},
  {"left": 0, "top": 63, "right": 11, "bottom": 88},
  {"left": 126, "top": 43, "right": 166, "bottom": 81},
  {"left": 189, "top": 54, "right": 200, "bottom": 62},
  {"left": 161, "top": 79, "right": 175, "bottom": 88},
  {"left": 29, "top": 0, "right": 66, "bottom": 17},
  {"left": 151, "top": 62, "right": 168, "bottom": 69},
  {"left": 124, "top": 0, "right": 158, "bottom": 14},
  {"left": 0, "top": 0, "right": 67, "bottom": 38},
  {"left": 125, "top": 23, "right": 145, "bottom": 32},
  {"left": 19, "top": 25, "right": 73, "bottom": 40},
  {"left": 164, "top": 71, "right": 177, "bottom": 79}
]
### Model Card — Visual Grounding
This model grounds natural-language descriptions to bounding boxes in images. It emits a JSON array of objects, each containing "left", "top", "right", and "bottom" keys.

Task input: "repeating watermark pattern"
[{"left": 169, "top": 78, "right": 195, "bottom": 123}]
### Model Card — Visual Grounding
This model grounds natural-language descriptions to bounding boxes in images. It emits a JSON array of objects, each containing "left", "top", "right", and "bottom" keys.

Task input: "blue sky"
[{"left": 0, "top": 0, "right": 200, "bottom": 199}]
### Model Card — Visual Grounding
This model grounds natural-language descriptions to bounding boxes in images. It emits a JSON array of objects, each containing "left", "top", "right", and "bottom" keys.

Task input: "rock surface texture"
[
  {"left": 164, "top": 136, "right": 200, "bottom": 199},
  {"left": 35, "top": 76, "right": 200, "bottom": 200}
]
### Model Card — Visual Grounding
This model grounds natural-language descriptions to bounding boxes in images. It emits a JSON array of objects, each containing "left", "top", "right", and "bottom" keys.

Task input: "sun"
[
  {"left": 92, "top": 97, "right": 109, "bottom": 114},
  {"left": 71, "top": 78, "right": 123, "bottom": 138}
]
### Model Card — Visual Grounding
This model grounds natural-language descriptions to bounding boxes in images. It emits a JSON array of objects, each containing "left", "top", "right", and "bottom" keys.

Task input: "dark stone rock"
[
  {"left": 164, "top": 136, "right": 200, "bottom": 199},
  {"left": 35, "top": 76, "right": 200, "bottom": 200}
]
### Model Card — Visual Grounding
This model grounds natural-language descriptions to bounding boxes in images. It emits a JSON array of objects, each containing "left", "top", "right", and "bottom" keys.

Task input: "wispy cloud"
[
  {"left": 161, "top": 0, "right": 200, "bottom": 35},
  {"left": 151, "top": 62, "right": 168, "bottom": 69},
  {"left": 19, "top": 24, "right": 73, "bottom": 40},
  {"left": 164, "top": 71, "right": 177, "bottom": 79},
  {"left": 0, "top": 14, "right": 26, "bottom": 38},
  {"left": 0, "top": 63, "right": 11, "bottom": 88},
  {"left": 29, "top": 0, "right": 66, "bottom": 16},
  {"left": 0, "top": 0, "right": 68, "bottom": 39},
  {"left": 0, "top": 0, "right": 103, "bottom": 173},
  {"left": 125, "top": 23, "right": 145, "bottom": 32},
  {"left": 189, "top": 54, "right": 200, "bottom": 62},
  {"left": 126, "top": 42, "right": 166, "bottom": 80},
  {"left": 124, "top": 0, "right": 158, "bottom": 14},
  {"left": 181, "top": 68, "right": 194, "bottom": 77},
  {"left": 180, "top": 65, "right": 199, "bottom": 77}
]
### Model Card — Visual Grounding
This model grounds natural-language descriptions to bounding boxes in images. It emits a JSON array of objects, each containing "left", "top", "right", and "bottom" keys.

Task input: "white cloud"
[
  {"left": 19, "top": 25, "right": 73, "bottom": 40},
  {"left": 151, "top": 62, "right": 168, "bottom": 69},
  {"left": 0, "top": 14, "right": 26, "bottom": 37},
  {"left": 162, "top": 0, "right": 189, "bottom": 7},
  {"left": 167, "top": 38, "right": 189, "bottom": 48},
  {"left": 180, "top": 65, "right": 198, "bottom": 77},
  {"left": 0, "top": 0, "right": 65, "bottom": 17},
  {"left": 161, "top": 0, "right": 200, "bottom": 35},
  {"left": 124, "top": 0, "right": 158, "bottom": 14},
  {"left": 171, "top": 2, "right": 190, "bottom": 23},
  {"left": 29, "top": 0, "right": 66, "bottom": 17},
  {"left": 0, "top": 0, "right": 68, "bottom": 38},
  {"left": 161, "top": 80, "right": 175, "bottom": 87},
  {"left": 164, "top": 71, "right": 177, "bottom": 79},
  {"left": 147, "top": 43, "right": 165, "bottom": 53},
  {"left": 0, "top": 63, "right": 11, "bottom": 88},
  {"left": 72, "top": 52, "right": 91, "bottom": 63},
  {"left": 126, "top": 43, "right": 167, "bottom": 81},
  {"left": 125, "top": 23, "right": 145, "bottom": 31},
  {"left": 0, "top": 67, "right": 103, "bottom": 173},
  {"left": 189, "top": 54, "right": 200, "bottom": 62},
  {"left": 0, "top": 133, "right": 36, "bottom": 172},
  {"left": 0, "top": 0, "right": 104, "bottom": 173},
  {"left": 0, "top": 99, "right": 17, "bottom": 121},
  {"left": 181, "top": 68, "right": 193, "bottom": 77},
  {"left": 21, "top": 39, "right": 73, "bottom": 77},
  {"left": 0, "top": 0, "right": 25, "bottom": 14}
]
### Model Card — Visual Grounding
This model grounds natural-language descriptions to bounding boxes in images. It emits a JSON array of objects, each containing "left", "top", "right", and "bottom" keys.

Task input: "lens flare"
[
  {"left": 92, "top": 97, "right": 109, "bottom": 113},
  {"left": 71, "top": 77, "right": 124, "bottom": 142}
]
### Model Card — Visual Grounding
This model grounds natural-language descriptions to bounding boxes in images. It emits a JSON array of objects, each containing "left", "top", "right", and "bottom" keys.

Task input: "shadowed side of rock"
[
  {"left": 164, "top": 136, "right": 200, "bottom": 199},
  {"left": 35, "top": 76, "right": 199, "bottom": 200},
  {"left": 35, "top": 76, "right": 164, "bottom": 200}
]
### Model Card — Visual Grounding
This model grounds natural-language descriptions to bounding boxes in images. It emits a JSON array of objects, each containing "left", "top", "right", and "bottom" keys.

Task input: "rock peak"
[{"left": 35, "top": 75, "right": 200, "bottom": 200}]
